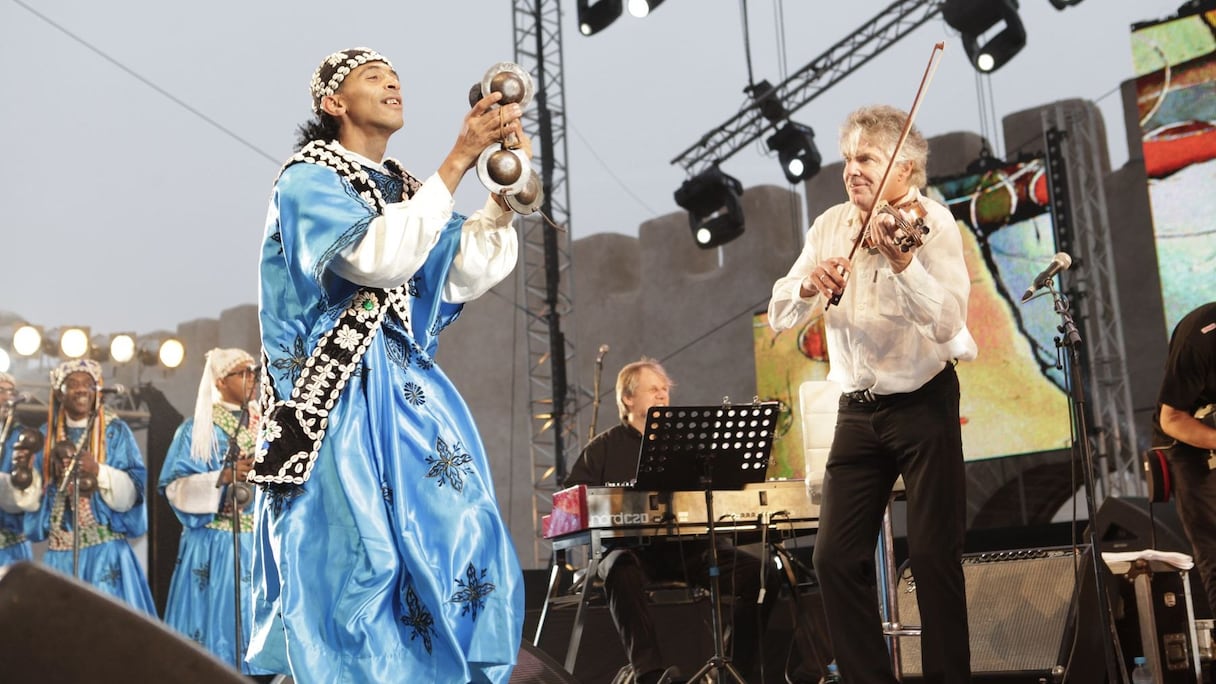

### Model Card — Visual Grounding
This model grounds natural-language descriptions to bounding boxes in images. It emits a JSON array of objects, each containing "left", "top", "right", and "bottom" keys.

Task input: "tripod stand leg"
[{"left": 686, "top": 488, "right": 750, "bottom": 683}]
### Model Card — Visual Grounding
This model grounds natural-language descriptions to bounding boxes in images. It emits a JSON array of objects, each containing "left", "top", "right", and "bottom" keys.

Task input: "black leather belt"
[{"left": 842, "top": 388, "right": 878, "bottom": 404}]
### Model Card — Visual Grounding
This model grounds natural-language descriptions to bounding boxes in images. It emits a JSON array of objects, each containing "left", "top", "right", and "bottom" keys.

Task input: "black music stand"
[{"left": 634, "top": 402, "right": 779, "bottom": 684}]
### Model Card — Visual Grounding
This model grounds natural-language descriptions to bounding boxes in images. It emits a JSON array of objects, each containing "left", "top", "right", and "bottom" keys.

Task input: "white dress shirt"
[
  {"left": 328, "top": 147, "right": 518, "bottom": 303},
  {"left": 769, "top": 188, "right": 977, "bottom": 395}
]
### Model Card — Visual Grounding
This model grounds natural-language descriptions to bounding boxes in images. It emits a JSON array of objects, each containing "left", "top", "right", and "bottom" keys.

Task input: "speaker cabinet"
[
  {"left": 0, "top": 561, "right": 247, "bottom": 683},
  {"left": 895, "top": 547, "right": 1095, "bottom": 681}
]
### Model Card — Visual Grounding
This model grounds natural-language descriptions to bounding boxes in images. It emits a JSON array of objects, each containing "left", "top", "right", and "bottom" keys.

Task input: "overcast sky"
[{"left": 0, "top": 0, "right": 1182, "bottom": 342}]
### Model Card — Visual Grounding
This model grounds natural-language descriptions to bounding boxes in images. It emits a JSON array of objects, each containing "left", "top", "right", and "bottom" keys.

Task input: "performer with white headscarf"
[{"left": 158, "top": 347, "right": 271, "bottom": 675}]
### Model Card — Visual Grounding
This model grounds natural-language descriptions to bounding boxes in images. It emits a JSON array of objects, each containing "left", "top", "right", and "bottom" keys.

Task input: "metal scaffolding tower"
[
  {"left": 512, "top": 0, "right": 583, "bottom": 565},
  {"left": 1043, "top": 104, "right": 1141, "bottom": 501}
]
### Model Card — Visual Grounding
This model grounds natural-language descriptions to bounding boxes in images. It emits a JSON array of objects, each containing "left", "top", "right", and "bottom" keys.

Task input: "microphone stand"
[
  {"left": 218, "top": 400, "right": 253, "bottom": 672},
  {"left": 53, "top": 402, "right": 104, "bottom": 579},
  {"left": 587, "top": 347, "right": 608, "bottom": 444},
  {"left": 1045, "top": 285, "right": 1127, "bottom": 683}
]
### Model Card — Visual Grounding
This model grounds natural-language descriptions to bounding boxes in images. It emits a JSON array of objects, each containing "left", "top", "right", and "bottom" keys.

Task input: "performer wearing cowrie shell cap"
[
  {"left": 245, "top": 47, "right": 527, "bottom": 683},
  {"left": 158, "top": 347, "right": 270, "bottom": 675},
  {"left": 23, "top": 358, "right": 156, "bottom": 615}
]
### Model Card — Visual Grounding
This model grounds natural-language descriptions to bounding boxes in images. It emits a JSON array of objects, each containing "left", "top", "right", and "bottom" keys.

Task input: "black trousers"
[
  {"left": 598, "top": 538, "right": 777, "bottom": 677},
  {"left": 812, "top": 364, "right": 970, "bottom": 684},
  {"left": 1168, "top": 448, "right": 1216, "bottom": 616}
]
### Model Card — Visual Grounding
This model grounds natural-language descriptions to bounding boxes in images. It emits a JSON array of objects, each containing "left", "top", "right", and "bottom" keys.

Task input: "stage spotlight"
[
  {"left": 59, "top": 327, "right": 91, "bottom": 359},
  {"left": 11, "top": 325, "right": 43, "bottom": 357},
  {"left": 943, "top": 0, "right": 1026, "bottom": 73},
  {"left": 766, "top": 122, "right": 822, "bottom": 184},
  {"left": 109, "top": 333, "right": 137, "bottom": 364},
  {"left": 158, "top": 338, "right": 186, "bottom": 369},
  {"left": 674, "top": 166, "right": 745, "bottom": 249},
  {"left": 577, "top": 0, "right": 622, "bottom": 36},
  {"left": 627, "top": 0, "right": 664, "bottom": 18}
]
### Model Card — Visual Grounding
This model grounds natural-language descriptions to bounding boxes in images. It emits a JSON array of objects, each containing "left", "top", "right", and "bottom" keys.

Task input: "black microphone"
[
  {"left": 1021, "top": 252, "right": 1072, "bottom": 302},
  {"left": 595, "top": 344, "right": 609, "bottom": 364},
  {"left": 99, "top": 384, "right": 127, "bottom": 395}
]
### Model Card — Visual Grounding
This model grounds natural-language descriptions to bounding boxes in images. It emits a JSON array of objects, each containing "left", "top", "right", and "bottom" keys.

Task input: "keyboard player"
[{"left": 564, "top": 357, "right": 776, "bottom": 684}]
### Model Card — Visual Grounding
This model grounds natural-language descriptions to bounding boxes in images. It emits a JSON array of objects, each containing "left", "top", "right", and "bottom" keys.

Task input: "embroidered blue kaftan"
[
  {"left": 159, "top": 415, "right": 269, "bottom": 674},
  {"left": 24, "top": 419, "right": 157, "bottom": 616},
  {"left": 247, "top": 152, "right": 523, "bottom": 684},
  {"left": 0, "top": 428, "right": 35, "bottom": 566}
]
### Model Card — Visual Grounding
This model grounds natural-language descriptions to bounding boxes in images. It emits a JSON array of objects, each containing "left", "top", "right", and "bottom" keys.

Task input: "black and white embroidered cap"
[{"left": 310, "top": 47, "right": 394, "bottom": 114}]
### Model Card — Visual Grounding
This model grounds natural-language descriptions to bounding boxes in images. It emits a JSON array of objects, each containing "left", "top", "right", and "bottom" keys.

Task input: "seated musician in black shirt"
[{"left": 564, "top": 357, "right": 775, "bottom": 684}]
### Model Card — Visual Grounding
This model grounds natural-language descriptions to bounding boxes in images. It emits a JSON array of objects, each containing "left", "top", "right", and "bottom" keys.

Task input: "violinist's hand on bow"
[
  {"left": 871, "top": 210, "right": 915, "bottom": 273},
  {"left": 801, "top": 256, "right": 852, "bottom": 299}
]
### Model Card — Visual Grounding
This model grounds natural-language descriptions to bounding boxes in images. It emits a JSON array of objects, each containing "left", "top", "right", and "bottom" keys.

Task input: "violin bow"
[{"left": 827, "top": 41, "right": 946, "bottom": 310}]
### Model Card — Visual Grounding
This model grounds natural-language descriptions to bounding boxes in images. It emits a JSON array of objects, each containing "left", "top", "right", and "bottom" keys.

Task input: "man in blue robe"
[
  {"left": 23, "top": 358, "right": 156, "bottom": 615},
  {"left": 159, "top": 347, "right": 271, "bottom": 676},
  {"left": 246, "top": 47, "right": 526, "bottom": 683}
]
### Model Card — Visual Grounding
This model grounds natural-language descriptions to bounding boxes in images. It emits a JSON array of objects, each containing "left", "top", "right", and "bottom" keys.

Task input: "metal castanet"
[
  {"left": 827, "top": 42, "right": 946, "bottom": 310},
  {"left": 7, "top": 428, "right": 44, "bottom": 490}
]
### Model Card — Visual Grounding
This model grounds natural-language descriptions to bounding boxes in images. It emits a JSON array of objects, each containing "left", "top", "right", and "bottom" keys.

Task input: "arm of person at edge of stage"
[
  {"left": 329, "top": 94, "right": 524, "bottom": 293},
  {"left": 164, "top": 471, "right": 226, "bottom": 516},
  {"left": 1160, "top": 404, "right": 1216, "bottom": 452}
]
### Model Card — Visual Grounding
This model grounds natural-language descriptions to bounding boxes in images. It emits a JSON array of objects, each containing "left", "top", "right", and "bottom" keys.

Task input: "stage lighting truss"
[
  {"left": 766, "top": 122, "right": 823, "bottom": 184},
  {"left": 943, "top": 0, "right": 1026, "bottom": 73},
  {"left": 4, "top": 323, "right": 184, "bottom": 369},
  {"left": 674, "top": 166, "right": 746, "bottom": 249}
]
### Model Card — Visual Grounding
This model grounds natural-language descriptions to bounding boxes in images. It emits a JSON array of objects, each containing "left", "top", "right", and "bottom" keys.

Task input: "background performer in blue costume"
[
  {"left": 24, "top": 359, "right": 156, "bottom": 615},
  {"left": 246, "top": 47, "right": 527, "bottom": 683},
  {"left": 0, "top": 372, "right": 40, "bottom": 568},
  {"left": 159, "top": 347, "right": 271, "bottom": 677}
]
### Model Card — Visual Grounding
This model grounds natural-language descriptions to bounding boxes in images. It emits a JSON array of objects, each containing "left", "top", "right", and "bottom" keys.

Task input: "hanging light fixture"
[
  {"left": 766, "top": 122, "right": 822, "bottom": 184},
  {"left": 674, "top": 166, "right": 745, "bottom": 249},
  {"left": 577, "top": 0, "right": 622, "bottom": 36},
  {"left": 943, "top": 0, "right": 1026, "bottom": 73}
]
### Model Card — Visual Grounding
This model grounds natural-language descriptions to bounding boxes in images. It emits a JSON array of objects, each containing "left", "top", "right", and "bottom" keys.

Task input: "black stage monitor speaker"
[
  {"left": 510, "top": 642, "right": 581, "bottom": 683},
  {"left": 258, "top": 643, "right": 577, "bottom": 684},
  {"left": 896, "top": 547, "right": 1089, "bottom": 681},
  {"left": 0, "top": 561, "right": 248, "bottom": 683}
]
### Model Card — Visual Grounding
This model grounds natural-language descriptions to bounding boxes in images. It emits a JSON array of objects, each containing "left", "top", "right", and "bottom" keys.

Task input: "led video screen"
[
  {"left": 1131, "top": 9, "right": 1216, "bottom": 333},
  {"left": 756, "top": 159, "right": 1073, "bottom": 479}
]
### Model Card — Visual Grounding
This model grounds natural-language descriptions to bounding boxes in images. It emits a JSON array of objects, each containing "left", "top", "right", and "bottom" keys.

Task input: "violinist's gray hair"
[{"left": 839, "top": 104, "right": 929, "bottom": 189}]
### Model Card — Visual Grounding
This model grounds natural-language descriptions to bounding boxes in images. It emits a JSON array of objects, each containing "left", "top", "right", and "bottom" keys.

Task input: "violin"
[{"left": 869, "top": 198, "right": 931, "bottom": 254}]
